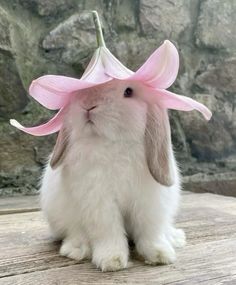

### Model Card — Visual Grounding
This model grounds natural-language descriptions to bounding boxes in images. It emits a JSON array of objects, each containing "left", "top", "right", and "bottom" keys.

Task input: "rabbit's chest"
[{"left": 65, "top": 140, "right": 147, "bottom": 210}]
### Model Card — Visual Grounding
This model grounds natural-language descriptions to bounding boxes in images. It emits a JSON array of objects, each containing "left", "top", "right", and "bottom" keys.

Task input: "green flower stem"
[{"left": 92, "top": 11, "right": 106, "bottom": 48}]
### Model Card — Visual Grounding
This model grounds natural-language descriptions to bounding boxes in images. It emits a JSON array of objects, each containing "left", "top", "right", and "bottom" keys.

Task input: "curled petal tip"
[
  {"left": 9, "top": 108, "right": 64, "bottom": 136},
  {"left": 10, "top": 119, "right": 20, "bottom": 128},
  {"left": 163, "top": 40, "right": 174, "bottom": 46},
  {"left": 162, "top": 40, "right": 178, "bottom": 54},
  {"left": 131, "top": 39, "right": 179, "bottom": 89},
  {"left": 163, "top": 40, "right": 171, "bottom": 46},
  {"left": 10, "top": 119, "right": 28, "bottom": 133},
  {"left": 149, "top": 89, "right": 213, "bottom": 121},
  {"left": 163, "top": 40, "right": 178, "bottom": 56},
  {"left": 205, "top": 110, "right": 212, "bottom": 121}
]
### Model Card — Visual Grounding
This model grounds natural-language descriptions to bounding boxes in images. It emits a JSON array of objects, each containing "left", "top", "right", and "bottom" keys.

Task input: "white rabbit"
[{"left": 40, "top": 79, "right": 186, "bottom": 272}]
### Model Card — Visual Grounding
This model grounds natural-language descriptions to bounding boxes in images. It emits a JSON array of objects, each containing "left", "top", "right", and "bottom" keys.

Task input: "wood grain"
[
  {"left": 0, "top": 239, "right": 236, "bottom": 285},
  {"left": 0, "top": 195, "right": 39, "bottom": 215},
  {"left": 0, "top": 192, "right": 235, "bottom": 284}
]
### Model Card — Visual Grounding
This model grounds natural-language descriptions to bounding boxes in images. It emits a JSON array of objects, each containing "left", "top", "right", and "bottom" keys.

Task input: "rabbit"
[{"left": 40, "top": 79, "right": 186, "bottom": 272}]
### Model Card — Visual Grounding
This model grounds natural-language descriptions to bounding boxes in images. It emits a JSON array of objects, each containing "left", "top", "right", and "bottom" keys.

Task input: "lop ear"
[
  {"left": 145, "top": 104, "right": 175, "bottom": 186},
  {"left": 50, "top": 126, "right": 69, "bottom": 169}
]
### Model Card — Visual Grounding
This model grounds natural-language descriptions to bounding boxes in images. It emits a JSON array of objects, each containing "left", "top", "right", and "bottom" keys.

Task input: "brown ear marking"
[
  {"left": 50, "top": 126, "right": 68, "bottom": 169},
  {"left": 145, "top": 104, "right": 174, "bottom": 186}
]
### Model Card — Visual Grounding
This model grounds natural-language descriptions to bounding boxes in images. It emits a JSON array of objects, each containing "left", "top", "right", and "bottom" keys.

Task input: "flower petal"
[
  {"left": 81, "top": 48, "right": 112, "bottom": 83},
  {"left": 10, "top": 108, "right": 65, "bottom": 136},
  {"left": 102, "top": 47, "right": 133, "bottom": 79},
  {"left": 82, "top": 47, "right": 133, "bottom": 81},
  {"left": 131, "top": 40, "right": 179, "bottom": 89},
  {"left": 29, "top": 75, "right": 100, "bottom": 110},
  {"left": 151, "top": 89, "right": 212, "bottom": 120}
]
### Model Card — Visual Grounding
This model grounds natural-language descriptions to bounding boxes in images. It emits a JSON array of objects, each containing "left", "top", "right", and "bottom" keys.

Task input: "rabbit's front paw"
[
  {"left": 100, "top": 255, "right": 128, "bottom": 272},
  {"left": 137, "top": 239, "right": 176, "bottom": 265},
  {"left": 167, "top": 228, "right": 186, "bottom": 248},
  {"left": 60, "top": 238, "right": 91, "bottom": 261},
  {"left": 92, "top": 243, "right": 128, "bottom": 272}
]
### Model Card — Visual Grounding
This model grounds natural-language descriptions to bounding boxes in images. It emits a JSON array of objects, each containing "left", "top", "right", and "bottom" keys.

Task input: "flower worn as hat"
[{"left": 10, "top": 11, "right": 212, "bottom": 136}]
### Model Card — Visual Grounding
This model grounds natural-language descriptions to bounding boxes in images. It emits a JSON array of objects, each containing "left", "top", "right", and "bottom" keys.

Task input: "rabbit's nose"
[{"left": 87, "top": 105, "right": 97, "bottom": 111}]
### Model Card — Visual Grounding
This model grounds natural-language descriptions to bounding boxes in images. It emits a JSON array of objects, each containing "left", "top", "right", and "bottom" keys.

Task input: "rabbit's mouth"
[
  {"left": 85, "top": 117, "right": 97, "bottom": 131},
  {"left": 86, "top": 119, "right": 94, "bottom": 125}
]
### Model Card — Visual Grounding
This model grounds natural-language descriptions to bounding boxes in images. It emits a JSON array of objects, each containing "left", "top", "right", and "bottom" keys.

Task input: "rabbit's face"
[
  {"left": 67, "top": 80, "right": 148, "bottom": 142},
  {"left": 51, "top": 80, "right": 174, "bottom": 186}
]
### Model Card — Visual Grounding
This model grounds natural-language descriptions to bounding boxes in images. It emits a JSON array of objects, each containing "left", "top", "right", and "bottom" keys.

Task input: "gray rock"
[
  {"left": 113, "top": 0, "right": 136, "bottom": 31},
  {"left": 183, "top": 172, "right": 236, "bottom": 197},
  {"left": 170, "top": 112, "right": 191, "bottom": 160},
  {"left": 0, "top": 7, "right": 11, "bottom": 51},
  {"left": 0, "top": 107, "right": 55, "bottom": 196},
  {"left": 196, "top": 0, "right": 236, "bottom": 50},
  {"left": 178, "top": 94, "right": 234, "bottom": 160},
  {"left": 230, "top": 104, "right": 236, "bottom": 140},
  {"left": 196, "top": 58, "right": 236, "bottom": 94},
  {"left": 110, "top": 34, "right": 158, "bottom": 71},
  {"left": 0, "top": 6, "right": 28, "bottom": 117},
  {"left": 140, "top": 0, "right": 191, "bottom": 40},
  {"left": 42, "top": 12, "right": 98, "bottom": 65},
  {"left": 0, "top": 50, "right": 28, "bottom": 117},
  {"left": 18, "top": 0, "right": 77, "bottom": 17}
]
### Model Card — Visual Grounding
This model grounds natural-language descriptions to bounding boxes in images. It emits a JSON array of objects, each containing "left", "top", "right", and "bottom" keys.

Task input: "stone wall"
[{"left": 0, "top": 0, "right": 235, "bottom": 196}]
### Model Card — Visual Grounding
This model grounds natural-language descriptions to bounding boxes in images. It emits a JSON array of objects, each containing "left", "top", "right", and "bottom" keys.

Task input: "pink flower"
[{"left": 10, "top": 13, "right": 211, "bottom": 136}]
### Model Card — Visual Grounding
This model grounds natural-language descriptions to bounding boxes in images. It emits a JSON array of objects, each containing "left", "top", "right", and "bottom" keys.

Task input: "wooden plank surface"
[
  {"left": 0, "top": 195, "right": 39, "bottom": 215},
  {"left": 0, "top": 192, "right": 235, "bottom": 284}
]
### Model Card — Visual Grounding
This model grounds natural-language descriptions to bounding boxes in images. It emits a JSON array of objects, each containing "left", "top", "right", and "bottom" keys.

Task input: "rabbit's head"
[{"left": 50, "top": 79, "right": 174, "bottom": 186}]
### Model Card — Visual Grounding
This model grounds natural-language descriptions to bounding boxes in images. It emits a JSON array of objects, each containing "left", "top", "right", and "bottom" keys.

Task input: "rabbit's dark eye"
[{"left": 124, "top": 87, "right": 133, "bottom": 98}]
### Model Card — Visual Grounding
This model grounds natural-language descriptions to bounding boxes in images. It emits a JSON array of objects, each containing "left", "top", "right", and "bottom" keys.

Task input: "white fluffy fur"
[{"left": 40, "top": 80, "right": 186, "bottom": 272}]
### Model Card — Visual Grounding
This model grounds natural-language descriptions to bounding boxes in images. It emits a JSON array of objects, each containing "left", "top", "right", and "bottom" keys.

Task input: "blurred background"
[{"left": 0, "top": 0, "right": 235, "bottom": 197}]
